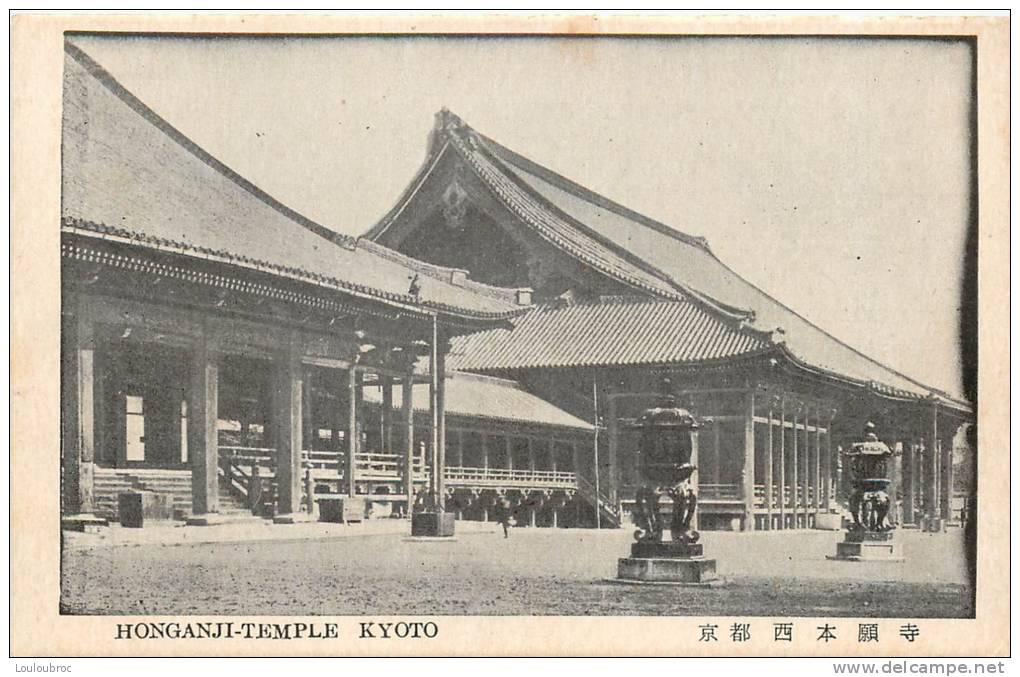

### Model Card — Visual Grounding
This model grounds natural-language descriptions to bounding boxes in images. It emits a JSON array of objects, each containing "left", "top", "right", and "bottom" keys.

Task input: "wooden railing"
[
  {"left": 698, "top": 483, "right": 743, "bottom": 501},
  {"left": 218, "top": 447, "right": 578, "bottom": 498},
  {"left": 753, "top": 484, "right": 821, "bottom": 510},
  {"left": 444, "top": 466, "right": 576, "bottom": 489}
]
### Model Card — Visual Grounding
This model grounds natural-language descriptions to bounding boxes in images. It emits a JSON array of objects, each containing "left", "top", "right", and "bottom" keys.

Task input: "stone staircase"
[{"left": 93, "top": 467, "right": 249, "bottom": 523}]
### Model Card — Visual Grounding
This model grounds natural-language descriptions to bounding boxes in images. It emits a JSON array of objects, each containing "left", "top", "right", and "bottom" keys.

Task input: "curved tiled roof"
[
  {"left": 362, "top": 371, "right": 593, "bottom": 431},
  {"left": 448, "top": 297, "right": 771, "bottom": 372},
  {"left": 373, "top": 111, "right": 969, "bottom": 410},
  {"left": 61, "top": 43, "right": 526, "bottom": 323}
]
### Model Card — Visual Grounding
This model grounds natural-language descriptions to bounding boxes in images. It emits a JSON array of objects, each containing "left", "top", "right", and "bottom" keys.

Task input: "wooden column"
[
  {"left": 346, "top": 368, "right": 360, "bottom": 497},
  {"left": 61, "top": 308, "right": 97, "bottom": 517},
  {"left": 381, "top": 376, "right": 393, "bottom": 455},
  {"left": 712, "top": 420, "right": 721, "bottom": 485},
  {"left": 791, "top": 406, "right": 800, "bottom": 528},
  {"left": 402, "top": 372, "right": 414, "bottom": 514},
  {"left": 505, "top": 435, "right": 513, "bottom": 471},
  {"left": 272, "top": 338, "right": 303, "bottom": 520},
  {"left": 481, "top": 433, "right": 490, "bottom": 470},
  {"left": 301, "top": 367, "right": 314, "bottom": 514},
  {"left": 549, "top": 439, "right": 558, "bottom": 472},
  {"left": 924, "top": 403, "right": 939, "bottom": 530},
  {"left": 901, "top": 440, "right": 915, "bottom": 525},
  {"left": 940, "top": 427, "right": 956, "bottom": 523},
  {"left": 778, "top": 399, "right": 787, "bottom": 529},
  {"left": 302, "top": 368, "right": 314, "bottom": 453},
  {"left": 765, "top": 401, "right": 774, "bottom": 530},
  {"left": 455, "top": 428, "right": 464, "bottom": 468},
  {"left": 822, "top": 416, "right": 833, "bottom": 511},
  {"left": 188, "top": 332, "right": 219, "bottom": 521},
  {"left": 606, "top": 393, "right": 619, "bottom": 505},
  {"left": 742, "top": 389, "right": 756, "bottom": 531},
  {"left": 436, "top": 348, "right": 447, "bottom": 501},
  {"left": 800, "top": 416, "right": 809, "bottom": 527},
  {"left": 813, "top": 409, "right": 822, "bottom": 517},
  {"left": 689, "top": 420, "right": 699, "bottom": 531}
]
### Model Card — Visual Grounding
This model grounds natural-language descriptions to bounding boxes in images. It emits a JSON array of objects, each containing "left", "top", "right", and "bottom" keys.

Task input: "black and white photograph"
[{"left": 10, "top": 12, "right": 1009, "bottom": 659}]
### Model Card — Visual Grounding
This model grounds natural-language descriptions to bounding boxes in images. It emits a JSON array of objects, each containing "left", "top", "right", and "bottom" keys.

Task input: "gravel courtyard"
[{"left": 61, "top": 523, "right": 972, "bottom": 617}]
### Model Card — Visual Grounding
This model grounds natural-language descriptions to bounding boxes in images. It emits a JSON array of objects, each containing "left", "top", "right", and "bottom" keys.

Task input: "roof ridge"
[
  {"left": 436, "top": 114, "right": 758, "bottom": 322},
  {"left": 467, "top": 122, "right": 715, "bottom": 254},
  {"left": 439, "top": 111, "right": 966, "bottom": 404},
  {"left": 64, "top": 41, "right": 359, "bottom": 252}
]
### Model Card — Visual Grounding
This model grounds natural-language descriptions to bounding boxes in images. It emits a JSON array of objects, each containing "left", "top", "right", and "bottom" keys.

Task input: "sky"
[{"left": 70, "top": 35, "right": 974, "bottom": 397}]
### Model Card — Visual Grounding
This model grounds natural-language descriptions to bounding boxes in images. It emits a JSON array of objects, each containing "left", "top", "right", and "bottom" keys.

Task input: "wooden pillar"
[
  {"left": 272, "top": 338, "right": 303, "bottom": 519},
  {"left": 822, "top": 414, "right": 833, "bottom": 511},
  {"left": 301, "top": 367, "right": 313, "bottom": 514},
  {"left": 689, "top": 419, "right": 699, "bottom": 531},
  {"left": 505, "top": 435, "right": 513, "bottom": 471},
  {"left": 381, "top": 376, "right": 393, "bottom": 455},
  {"left": 800, "top": 415, "right": 809, "bottom": 527},
  {"left": 940, "top": 428, "right": 956, "bottom": 523},
  {"left": 765, "top": 401, "right": 774, "bottom": 530},
  {"left": 402, "top": 372, "right": 414, "bottom": 514},
  {"left": 302, "top": 368, "right": 314, "bottom": 453},
  {"left": 712, "top": 420, "right": 721, "bottom": 485},
  {"left": 606, "top": 393, "right": 619, "bottom": 505},
  {"left": 436, "top": 348, "right": 447, "bottom": 501},
  {"left": 742, "top": 389, "right": 756, "bottom": 531},
  {"left": 481, "top": 433, "right": 490, "bottom": 470},
  {"left": 346, "top": 368, "right": 360, "bottom": 497},
  {"left": 527, "top": 437, "right": 536, "bottom": 475},
  {"left": 428, "top": 318, "right": 440, "bottom": 498},
  {"left": 551, "top": 508, "right": 559, "bottom": 528},
  {"left": 791, "top": 406, "right": 800, "bottom": 528},
  {"left": 550, "top": 439, "right": 558, "bottom": 472},
  {"left": 778, "top": 399, "right": 787, "bottom": 529},
  {"left": 812, "top": 409, "right": 820, "bottom": 517},
  {"left": 61, "top": 308, "right": 97, "bottom": 516},
  {"left": 901, "top": 440, "right": 915, "bottom": 525},
  {"left": 924, "top": 403, "right": 939, "bottom": 530},
  {"left": 188, "top": 332, "right": 219, "bottom": 520},
  {"left": 455, "top": 428, "right": 464, "bottom": 468}
]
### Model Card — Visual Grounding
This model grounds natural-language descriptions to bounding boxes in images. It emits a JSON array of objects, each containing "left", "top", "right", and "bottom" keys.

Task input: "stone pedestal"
[
  {"left": 616, "top": 542, "right": 722, "bottom": 586},
  {"left": 630, "top": 542, "right": 704, "bottom": 559},
  {"left": 118, "top": 491, "right": 174, "bottom": 528},
  {"left": 828, "top": 530, "right": 904, "bottom": 562},
  {"left": 411, "top": 511, "right": 456, "bottom": 537}
]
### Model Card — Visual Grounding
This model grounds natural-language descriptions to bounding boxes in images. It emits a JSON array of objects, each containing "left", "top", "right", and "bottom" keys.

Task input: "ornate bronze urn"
[
  {"left": 616, "top": 379, "right": 722, "bottom": 586},
  {"left": 846, "top": 425, "right": 894, "bottom": 533},
  {"left": 829, "top": 422, "right": 904, "bottom": 561},
  {"left": 629, "top": 380, "right": 700, "bottom": 546}
]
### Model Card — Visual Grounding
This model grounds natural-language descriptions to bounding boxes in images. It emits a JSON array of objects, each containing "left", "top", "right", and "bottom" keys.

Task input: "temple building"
[
  {"left": 60, "top": 44, "right": 596, "bottom": 530},
  {"left": 365, "top": 110, "right": 974, "bottom": 531}
]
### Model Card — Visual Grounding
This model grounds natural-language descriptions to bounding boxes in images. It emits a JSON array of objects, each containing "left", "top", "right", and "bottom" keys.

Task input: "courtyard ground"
[{"left": 61, "top": 520, "right": 972, "bottom": 617}]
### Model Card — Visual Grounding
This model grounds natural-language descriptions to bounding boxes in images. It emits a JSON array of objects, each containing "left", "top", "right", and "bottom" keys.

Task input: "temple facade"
[
  {"left": 365, "top": 110, "right": 974, "bottom": 532},
  {"left": 60, "top": 44, "right": 598, "bottom": 530}
]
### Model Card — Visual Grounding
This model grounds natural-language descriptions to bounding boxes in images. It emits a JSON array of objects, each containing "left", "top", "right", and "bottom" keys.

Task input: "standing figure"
[{"left": 497, "top": 496, "right": 513, "bottom": 538}]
